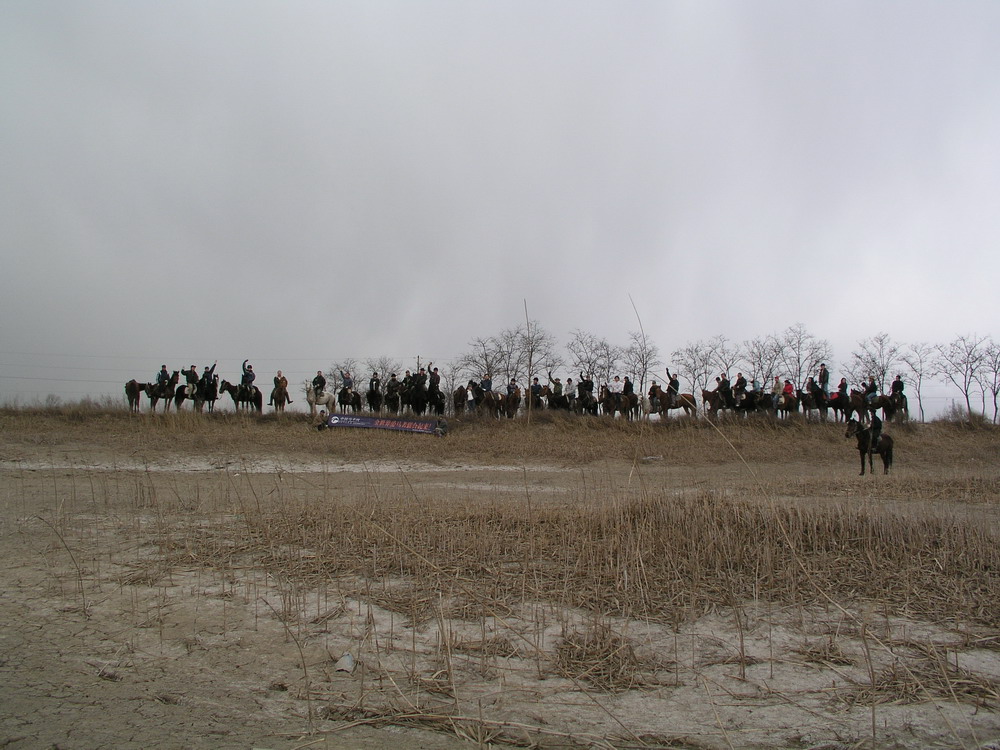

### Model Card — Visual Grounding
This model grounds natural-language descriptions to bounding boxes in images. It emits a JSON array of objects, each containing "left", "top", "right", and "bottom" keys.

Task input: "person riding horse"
[
  {"left": 241, "top": 360, "right": 256, "bottom": 399},
  {"left": 312, "top": 371, "right": 327, "bottom": 396},
  {"left": 862, "top": 376, "right": 878, "bottom": 404},
  {"left": 199, "top": 363, "right": 217, "bottom": 400},
  {"left": 427, "top": 364, "right": 440, "bottom": 394},
  {"left": 717, "top": 373, "right": 734, "bottom": 410},
  {"left": 890, "top": 374, "right": 906, "bottom": 408},
  {"left": 181, "top": 365, "right": 199, "bottom": 396},
  {"left": 665, "top": 368, "right": 680, "bottom": 408},
  {"left": 269, "top": 370, "right": 292, "bottom": 407}
]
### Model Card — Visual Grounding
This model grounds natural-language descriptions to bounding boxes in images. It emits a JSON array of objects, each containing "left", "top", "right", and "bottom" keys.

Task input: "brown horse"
[
  {"left": 775, "top": 392, "right": 799, "bottom": 418},
  {"left": 845, "top": 418, "right": 893, "bottom": 475},
  {"left": 271, "top": 384, "right": 290, "bottom": 412},
  {"left": 145, "top": 371, "right": 179, "bottom": 412},
  {"left": 125, "top": 380, "right": 145, "bottom": 413},
  {"left": 478, "top": 389, "right": 502, "bottom": 418},
  {"left": 650, "top": 386, "right": 697, "bottom": 418},
  {"left": 504, "top": 387, "right": 521, "bottom": 418}
]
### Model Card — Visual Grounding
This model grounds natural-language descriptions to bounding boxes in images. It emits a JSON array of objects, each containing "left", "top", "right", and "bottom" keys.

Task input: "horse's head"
[{"left": 845, "top": 419, "right": 861, "bottom": 438}]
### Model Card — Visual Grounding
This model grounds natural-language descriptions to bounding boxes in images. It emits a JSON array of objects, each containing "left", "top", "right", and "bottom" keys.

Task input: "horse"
[
  {"left": 827, "top": 392, "right": 852, "bottom": 422},
  {"left": 427, "top": 388, "right": 446, "bottom": 416},
  {"left": 702, "top": 388, "right": 734, "bottom": 416},
  {"left": 731, "top": 390, "right": 771, "bottom": 418},
  {"left": 849, "top": 390, "right": 870, "bottom": 423},
  {"left": 540, "top": 385, "right": 570, "bottom": 411},
  {"left": 477, "top": 388, "right": 502, "bottom": 418},
  {"left": 173, "top": 385, "right": 194, "bottom": 411},
  {"left": 775, "top": 392, "right": 799, "bottom": 418},
  {"left": 845, "top": 418, "right": 893, "bottom": 475},
  {"left": 504, "top": 387, "right": 521, "bottom": 418},
  {"left": 366, "top": 387, "right": 383, "bottom": 413},
  {"left": 337, "top": 387, "right": 362, "bottom": 414},
  {"left": 270, "top": 383, "right": 290, "bottom": 412},
  {"left": 650, "top": 386, "right": 698, "bottom": 418},
  {"left": 575, "top": 386, "right": 599, "bottom": 416},
  {"left": 452, "top": 385, "right": 467, "bottom": 414},
  {"left": 889, "top": 393, "right": 909, "bottom": 422},
  {"left": 145, "top": 371, "right": 179, "bottom": 412},
  {"left": 306, "top": 385, "right": 337, "bottom": 416},
  {"left": 220, "top": 380, "right": 263, "bottom": 412},
  {"left": 384, "top": 387, "right": 401, "bottom": 414},
  {"left": 125, "top": 380, "right": 145, "bottom": 413},
  {"left": 798, "top": 389, "right": 829, "bottom": 422},
  {"left": 620, "top": 392, "right": 640, "bottom": 421},
  {"left": 599, "top": 386, "right": 626, "bottom": 418},
  {"left": 201, "top": 376, "right": 219, "bottom": 413}
]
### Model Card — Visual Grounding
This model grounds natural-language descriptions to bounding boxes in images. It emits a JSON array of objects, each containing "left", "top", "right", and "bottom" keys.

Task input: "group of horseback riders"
[
  {"left": 311, "top": 364, "right": 445, "bottom": 406},
  {"left": 152, "top": 361, "right": 218, "bottom": 403},
  {"left": 702, "top": 362, "right": 906, "bottom": 428}
]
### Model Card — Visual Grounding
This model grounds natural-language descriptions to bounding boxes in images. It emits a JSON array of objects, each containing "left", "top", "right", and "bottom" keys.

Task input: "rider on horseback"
[
  {"left": 340, "top": 370, "right": 353, "bottom": 392},
  {"left": 870, "top": 413, "right": 883, "bottom": 452},
  {"left": 427, "top": 365, "right": 440, "bottom": 394},
  {"left": 818, "top": 363, "right": 831, "bottom": 396},
  {"left": 241, "top": 360, "right": 256, "bottom": 398},
  {"left": 181, "top": 365, "right": 199, "bottom": 396},
  {"left": 312, "top": 371, "right": 327, "bottom": 396},
  {"left": 665, "top": 368, "right": 680, "bottom": 408},
  {"left": 269, "top": 370, "right": 291, "bottom": 406},
  {"left": 718, "top": 373, "right": 734, "bottom": 409},
  {"left": 369, "top": 372, "right": 381, "bottom": 394},
  {"left": 413, "top": 368, "right": 427, "bottom": 391},
  {"left": 863, "top": 376, "right": 878, "bottom": 404},
  {"left": 890, "top": 374, "right": 905, "bottom": 404}
]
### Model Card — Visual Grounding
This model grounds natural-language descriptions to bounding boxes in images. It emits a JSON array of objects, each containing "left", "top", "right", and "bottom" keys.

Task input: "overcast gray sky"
[{"left": 2, "top": 1, "right": 998, "bottom": 411}]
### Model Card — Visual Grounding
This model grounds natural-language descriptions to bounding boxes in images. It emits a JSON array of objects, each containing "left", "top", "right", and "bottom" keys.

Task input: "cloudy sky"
[{"left": 2, "top": 1, "right": 998, "bottom": 412}]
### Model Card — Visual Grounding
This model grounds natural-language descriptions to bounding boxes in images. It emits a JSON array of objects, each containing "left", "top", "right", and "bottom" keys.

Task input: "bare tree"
[
  {"left": 741, "top": 334, "right": 784, "bottom": 387},
  {"left": 454, "top": 337, "right": 503, "bottom": 383},
  {"left": 622, "top": 329, "right": 661, "bottom": 395},
  {"left": 520, "top": 319, "right": 562, "bottom": 381},
  {"left": 778, "top": 323, "right": 832, "bottom": 389},
  {"left": 708, "top": 335, "right": 742, "bottom": 378},
  {"left": 935, "top": 334, "right": 988, "bottom": 417},
  {"left": 670, "top": 339, "right": 715, "bottom": 408},
  {"left": 976, "top": 338, "right": 1000, "bottom": 423},
  {"left": 365, "top": 356, "right": 403, "bottom": 382},
  {"left": 567, "top": 329, "right": 620, "bottom": 385},
  {"left": 454, "top": 320, "right": 561, "bottom": 390},
  {"left": 846, "top": 333, "right": 902, "bottom": 394},
  {"left": 899, "top": 341, "right": 936, "bottom": 422}
]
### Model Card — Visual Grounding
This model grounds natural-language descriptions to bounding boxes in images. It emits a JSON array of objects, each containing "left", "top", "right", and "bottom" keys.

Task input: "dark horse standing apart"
[{"left": 845, "top": 418, "right": 893, "bottom": 475}]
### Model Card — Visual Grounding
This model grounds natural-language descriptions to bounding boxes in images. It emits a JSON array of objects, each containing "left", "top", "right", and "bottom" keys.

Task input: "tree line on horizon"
[{"left": 321, "top": 323, "right": 999, "bottom": 423}]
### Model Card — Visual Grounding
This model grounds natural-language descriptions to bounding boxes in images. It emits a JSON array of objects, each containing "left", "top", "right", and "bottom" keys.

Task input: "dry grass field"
[{"left": 1, "top": 407, "right": 999, "bottom": 749}]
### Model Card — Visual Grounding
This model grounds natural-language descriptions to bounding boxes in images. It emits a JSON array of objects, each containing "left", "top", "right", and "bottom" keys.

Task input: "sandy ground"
[{"left": 2, "top": 419, "right": 1000, "bottom": 749}]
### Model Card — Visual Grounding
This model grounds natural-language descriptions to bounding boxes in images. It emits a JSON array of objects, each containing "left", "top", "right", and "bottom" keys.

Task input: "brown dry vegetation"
[{"left": 2, "top": 409, "right": 1000, "bottom": 749}]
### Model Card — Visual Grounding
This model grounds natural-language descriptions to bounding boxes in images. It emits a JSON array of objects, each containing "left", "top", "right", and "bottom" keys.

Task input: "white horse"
[{"left": 305, "top": 385, "right": 337, "bottom": 416}]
